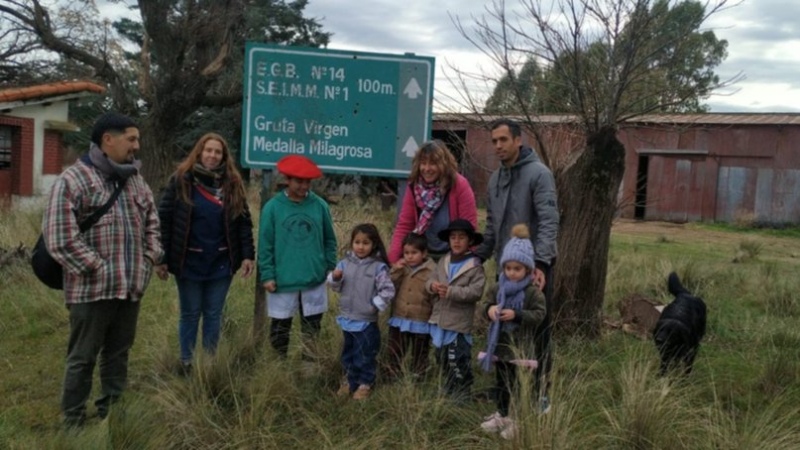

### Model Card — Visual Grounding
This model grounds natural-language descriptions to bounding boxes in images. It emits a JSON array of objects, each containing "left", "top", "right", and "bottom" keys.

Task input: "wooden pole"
[{"left": 253, "top": 169, "right": 273, "bottom": 340}]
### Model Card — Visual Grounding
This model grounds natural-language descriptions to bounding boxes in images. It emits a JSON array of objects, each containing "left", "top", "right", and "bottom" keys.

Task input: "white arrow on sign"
[
  {"left": 401, "top": 136, "right": 419, "bottom": 158},
  {"left": 403, "top": 78, "right": 423, "bottom": 99}
]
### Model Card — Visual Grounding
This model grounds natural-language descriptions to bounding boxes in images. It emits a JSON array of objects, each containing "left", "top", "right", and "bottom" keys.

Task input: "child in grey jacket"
[{"left": 328, "top": 223, "right": 395, "bottom": 400}]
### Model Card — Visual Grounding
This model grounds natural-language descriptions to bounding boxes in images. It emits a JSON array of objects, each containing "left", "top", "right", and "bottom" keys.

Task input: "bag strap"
[{"left": 77, "top": 178, "right": 128, "bottom": 233}]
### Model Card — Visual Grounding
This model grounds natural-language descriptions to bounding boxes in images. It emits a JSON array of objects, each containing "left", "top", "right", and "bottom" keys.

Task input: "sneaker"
[
  {"left": 499, "top": 419, "right": 517, "bottom": 440},
  {"left": 539, "top": 395, "right": 551, "bottom": 415},
  {"left": 352, "top": 384, "right": 371, "bottom": 400},
  {"left": 480, "top": 411, "right": 511, "bottom": 433},
  {"left": 336, "top": 378, "right": 351, "bottom": 398}
]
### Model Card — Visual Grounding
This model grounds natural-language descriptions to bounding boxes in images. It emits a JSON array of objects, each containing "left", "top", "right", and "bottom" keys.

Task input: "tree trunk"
[
  {"left": 137, "top": 90, "right": 209, "bottom": 191},
  {"left": 551, "top": 126, "right": 626, "bottom": 337},
  {"left": 138, "top": 118, "right": 181, "bottom": 193}
]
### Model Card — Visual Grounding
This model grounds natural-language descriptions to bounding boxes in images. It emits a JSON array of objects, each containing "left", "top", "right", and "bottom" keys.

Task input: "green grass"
[
  {"left": 2, "top": 199, "right": 800, "bottom": 449},
  {"left": 697, "top": 221, "right": 800, "bottom": 239}
]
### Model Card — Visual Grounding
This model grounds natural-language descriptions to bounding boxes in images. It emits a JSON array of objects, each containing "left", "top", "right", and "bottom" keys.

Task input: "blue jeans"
[
  {"left": 341, "top": 323, "right": 380, "bottom": 390},
  {"left": 176, "top": 276, "right": 233, "bottom": 363}
]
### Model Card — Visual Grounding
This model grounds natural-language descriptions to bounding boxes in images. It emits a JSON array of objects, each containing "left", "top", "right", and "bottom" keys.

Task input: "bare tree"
[
  {"left": 451, "top": 0, "right": 739, "bottom": 336},
  {"left": 0, "top": 0, "right": 329, "bottom": 188},
  {"left": 0, "top": 4, "right": 42, "bottom": 85}
]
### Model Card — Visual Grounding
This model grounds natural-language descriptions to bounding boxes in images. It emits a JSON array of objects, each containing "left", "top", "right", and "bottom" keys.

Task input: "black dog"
[{"left": 653, "top": 272, "right": 707, "bottom": 375}]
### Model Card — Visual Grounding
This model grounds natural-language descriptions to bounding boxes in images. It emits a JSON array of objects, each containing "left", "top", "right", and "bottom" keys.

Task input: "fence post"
[{"left": 253, "top": 169, "right": 273, "bottom": 340}]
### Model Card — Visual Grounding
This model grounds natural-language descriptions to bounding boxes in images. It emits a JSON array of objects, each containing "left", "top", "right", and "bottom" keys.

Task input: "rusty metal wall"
[
  {"left": 618, "top": 124, "right": 800, "bottom": 224},
  {"left": 435, "top": 116, "right": 800, "bottom": 225}
]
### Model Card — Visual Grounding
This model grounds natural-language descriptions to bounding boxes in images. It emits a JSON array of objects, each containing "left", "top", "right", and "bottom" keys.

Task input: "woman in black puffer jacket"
[{"left": 156, "top": 133, "right": 254, "bottom": 373}]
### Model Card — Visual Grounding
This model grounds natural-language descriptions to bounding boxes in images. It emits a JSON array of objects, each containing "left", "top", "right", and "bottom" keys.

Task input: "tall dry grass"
[{"left": 2, "top": 195, "right": 800, "bottom": 449}]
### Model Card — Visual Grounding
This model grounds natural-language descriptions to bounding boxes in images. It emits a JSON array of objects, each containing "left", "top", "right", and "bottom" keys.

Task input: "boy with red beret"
[{"left": 258, "top": 155, "right": 338, "bottom": 365}]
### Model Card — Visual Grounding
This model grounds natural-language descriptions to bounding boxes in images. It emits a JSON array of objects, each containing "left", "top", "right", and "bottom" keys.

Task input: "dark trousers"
[
  {"left": 495, "top": 362, "right": 520, "bottom": 417},
  {"left": 386, "top": 326, "right": 431, "bottom": 378},
  {"left": 62, "top": 299, "right": 140, "bottom": 426},
  {"left": 341, "top": 323, "right": 381, "bottom": 390},
  {"left": 435, "top": 334, "right": 473, "bottom": 399},
  {"left": 534, "top": 263, "right": 555, "bottom": 399},
  {"left": 268, "top": 296, "right": 322, "bottom": 359}
]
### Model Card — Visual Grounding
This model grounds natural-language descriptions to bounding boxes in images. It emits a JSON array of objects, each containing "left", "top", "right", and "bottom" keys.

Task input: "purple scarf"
[
  {"left": 479, "top": 274, "right": 530, "bottom": 372},
  {"left": 412, "top": 180, "right": 445, "bottom": 234}
]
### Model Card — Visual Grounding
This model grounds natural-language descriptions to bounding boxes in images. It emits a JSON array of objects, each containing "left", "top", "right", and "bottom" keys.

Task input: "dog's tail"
[{"left": 668, "top": 272, "right": 690, "bottom": 297}]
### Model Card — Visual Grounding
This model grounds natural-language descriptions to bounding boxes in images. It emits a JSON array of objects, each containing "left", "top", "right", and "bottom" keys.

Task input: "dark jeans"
[
  {"left": 435, "top": 334, "right": 473, "bottom": 399},
  {"left": 268, "top": 295, "right": 323, "bottom": 359},
  {"left": 341, "top": 322, "right": 381, "bottom": 390},
  {"left": 386, "top": 326, "right": 431, "bottom": 378},
  {"left": 176, "top": 276, "right": 233, "bottom": 363},
  {"left": 495, "top": 362, "right": 521, "bottom": 417},
  {"left": 62, "top": 299, "right": 140, "bottom": 426},
  {"left": 534, "top": 263, "right": 555, "bottom": 399}
]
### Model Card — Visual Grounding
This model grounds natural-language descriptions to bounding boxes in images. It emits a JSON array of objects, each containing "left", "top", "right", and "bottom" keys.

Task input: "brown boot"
[
  {"left": 336, "top": 378, "right": 351, "bottom": 398},
  {"left": 352, "top": 384, "right": 371, "bottom": 400}
]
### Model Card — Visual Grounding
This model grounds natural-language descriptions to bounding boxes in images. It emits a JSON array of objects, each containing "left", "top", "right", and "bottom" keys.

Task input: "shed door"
[{"left": 646, "top": 155, "right": 706, "bottom": 222}]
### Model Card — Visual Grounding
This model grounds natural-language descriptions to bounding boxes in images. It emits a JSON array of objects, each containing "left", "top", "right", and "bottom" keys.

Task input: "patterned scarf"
[
  {"left": 192, "top": 162, "right": 226, "bottom": 202},
  {"left": 412, "top": 180, "right": 445, "bottom": 234},
  {"left": 479, "top": 274, "right": 531, "bottom": 372}
]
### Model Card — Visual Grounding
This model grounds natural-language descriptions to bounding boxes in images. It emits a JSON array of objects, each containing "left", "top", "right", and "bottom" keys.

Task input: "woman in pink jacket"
[{"left": 388, "top": 140, "right": 478, "bottom": 263}]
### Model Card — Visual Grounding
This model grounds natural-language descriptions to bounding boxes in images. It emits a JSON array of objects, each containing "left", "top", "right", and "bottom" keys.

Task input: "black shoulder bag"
[{"left": 31, "top": 179, "right": 128, "bottom": 290}]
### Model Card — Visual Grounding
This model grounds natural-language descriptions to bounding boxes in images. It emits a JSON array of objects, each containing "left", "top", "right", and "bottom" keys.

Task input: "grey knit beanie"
[{"left": 499, "top": 224, "right": 534, "bottom": 270}]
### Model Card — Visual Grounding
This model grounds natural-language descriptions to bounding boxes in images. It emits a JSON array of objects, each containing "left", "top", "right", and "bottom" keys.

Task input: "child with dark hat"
[
  {"left": 478, "top": 224, "right": 546, "bottom": 440},
  {"left": 258, "top": 155, "right": 337, "bottom": 367},
  {"left": 425, "top": 219, "right": 486, "bottom": 401}
]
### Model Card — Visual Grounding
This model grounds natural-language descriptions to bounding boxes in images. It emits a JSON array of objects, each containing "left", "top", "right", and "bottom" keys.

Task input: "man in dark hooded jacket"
[{"left": 476, "top": 118, "right": 559, "bottom": 414}]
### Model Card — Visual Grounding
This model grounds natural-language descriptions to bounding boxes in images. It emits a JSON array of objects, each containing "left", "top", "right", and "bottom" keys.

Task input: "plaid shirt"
[{"left": 42, "top": 159, "right": 163, "bottom": 304}]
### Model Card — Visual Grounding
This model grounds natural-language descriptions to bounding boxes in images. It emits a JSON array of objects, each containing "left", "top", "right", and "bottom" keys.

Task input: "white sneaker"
[
  {"left": 500, "top": 419, "right": 517, "bottom": 440},
  {"left": 480, "top": 411, "right": 511, "bottom": 433}
]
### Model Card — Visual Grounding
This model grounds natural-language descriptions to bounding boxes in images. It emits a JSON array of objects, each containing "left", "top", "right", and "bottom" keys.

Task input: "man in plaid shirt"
[{"left": 42, "top": 112, "right": 163, "bottom": 428}]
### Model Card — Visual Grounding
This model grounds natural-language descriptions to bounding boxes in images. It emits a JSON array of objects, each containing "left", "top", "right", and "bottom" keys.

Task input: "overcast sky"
[
  {"left": 98, "top": 0, "right": 800, "bottom": 113},
  {"left": 300, "top": 0, "right": 800, "bottom": 113}
]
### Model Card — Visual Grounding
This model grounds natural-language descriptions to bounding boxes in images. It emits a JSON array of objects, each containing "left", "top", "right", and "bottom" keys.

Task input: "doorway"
[
  {"left": 432, "top": 129, "right": 467, "bottom": 165},
  {"left": 634, "top": 154, "right": 648, "bottom": 220}
]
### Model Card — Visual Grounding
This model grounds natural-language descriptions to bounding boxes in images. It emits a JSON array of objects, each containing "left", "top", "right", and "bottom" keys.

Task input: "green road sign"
[{"left": 241, "top": 43, "right": 435, "bottom": 177}]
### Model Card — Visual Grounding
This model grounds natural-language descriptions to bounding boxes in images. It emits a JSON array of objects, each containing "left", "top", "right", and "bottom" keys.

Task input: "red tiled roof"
[{"left": 0, "top": 81, "right": 106, "bottom": 103}]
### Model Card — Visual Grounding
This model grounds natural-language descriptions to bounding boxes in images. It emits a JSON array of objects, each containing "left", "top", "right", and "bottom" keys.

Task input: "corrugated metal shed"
[{"left": 433, "top": 113, "right": 800, "bottom": 225}]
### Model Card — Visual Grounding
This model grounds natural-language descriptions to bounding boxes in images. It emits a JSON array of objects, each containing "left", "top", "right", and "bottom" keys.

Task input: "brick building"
[{"left": 0, "top": 81, "right": 105, "bottom": 203}]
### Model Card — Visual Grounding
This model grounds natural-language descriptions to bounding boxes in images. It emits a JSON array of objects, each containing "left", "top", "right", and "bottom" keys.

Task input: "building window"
[{"left": 0, "top": 126, "right": 11, "bottom": 169}]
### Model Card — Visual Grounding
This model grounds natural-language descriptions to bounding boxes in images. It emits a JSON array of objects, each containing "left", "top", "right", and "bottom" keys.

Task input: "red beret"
[{"left": 276, "top": 155, "right": 322, "bottom": 179}]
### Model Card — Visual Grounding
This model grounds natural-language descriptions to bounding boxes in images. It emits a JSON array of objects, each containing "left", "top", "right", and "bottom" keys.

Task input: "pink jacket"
[{"left": 388, "top": 173, "right": 478, "bottom": 263}]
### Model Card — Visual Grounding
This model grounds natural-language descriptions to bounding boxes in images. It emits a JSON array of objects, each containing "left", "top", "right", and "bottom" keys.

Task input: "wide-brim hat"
[
  {"left": 437, "top": 218, "right": 484, "bottom": 246},
  {"left": 276, "top": 155, "right": 322, "bottom": 179}
]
